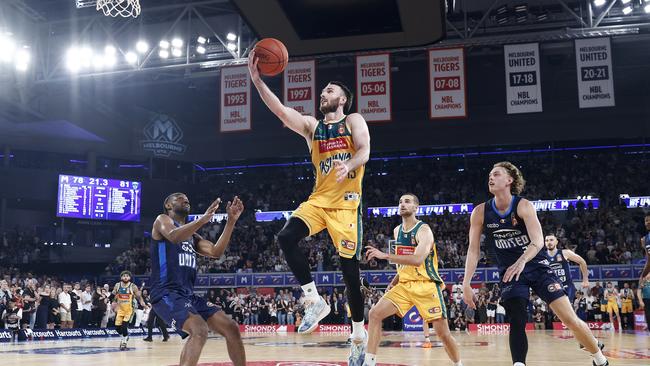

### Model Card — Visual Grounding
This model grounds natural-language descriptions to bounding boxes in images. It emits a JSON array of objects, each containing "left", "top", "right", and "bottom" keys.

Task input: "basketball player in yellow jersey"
[
  {"left": 364, "top": 194, "right": 462, "bottom": 366},
  {"left": 604, "top": 282, "right": 621, "bottom": 331},
  {"left": 112, "top": 270, "right": 145, "bottom": 350},
  {"left": 249, "top": 51, "right": 370, "bottom": 365}
]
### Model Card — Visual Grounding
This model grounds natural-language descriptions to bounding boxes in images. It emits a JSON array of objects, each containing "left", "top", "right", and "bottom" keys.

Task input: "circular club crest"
[{"left": 178, "top": 362, "right": 408, "bottom": 366}]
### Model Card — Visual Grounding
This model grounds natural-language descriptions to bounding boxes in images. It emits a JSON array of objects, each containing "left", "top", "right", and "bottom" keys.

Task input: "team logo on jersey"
[
  {"left": 411, "top": 237, "right": 417, "bottom": 245},
  {"left": 341, "top": 240, "right": 356, "bottom": 251},
  {"left": 556, "top": 254, "right": 562, "bottom": 261},
  {"left": 500, "top": 219, "right": 506, "bottom": 224},
  {"left": 338, "top": 124, "right": 345, "bottom": 135},
  {"left": 547, "top": 283, "right": 562, "bottom": 292},
  {"left": 511, "top": 214, "right": 518, "bottom": 227}
]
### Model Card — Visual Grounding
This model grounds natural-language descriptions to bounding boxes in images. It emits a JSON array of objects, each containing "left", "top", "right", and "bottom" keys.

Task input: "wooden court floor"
[{"left": 1, "top": 329, "right": 647, "bottom": 366}]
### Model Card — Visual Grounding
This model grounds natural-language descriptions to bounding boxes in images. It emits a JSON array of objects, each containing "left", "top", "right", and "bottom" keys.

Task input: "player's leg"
[
  {"left": 431, "top": 318, "right": 461, "bottom": 364},
  {"left": 180, "top": 313, "right": 210, "bottom": 366},
  {"left": 280, "top": 204, "right": 328, "bottom": 333},
  {"left": 549, "top": 297, "right": 607, "bottom": 365},
  {"left": 144, "top": 309, "right": 154, "bottom": 341},
  {"left": 364, "top": 293, "right": 405, "bottom": 366},
  {"left": 503, "top": 297, "right": 529, "bottom": 366},
  {"left": 206, "top": 311, "right": 246, "bottom": 366},
  {"left": 423, "top": 321, "right": 432, "bottom": 347}
]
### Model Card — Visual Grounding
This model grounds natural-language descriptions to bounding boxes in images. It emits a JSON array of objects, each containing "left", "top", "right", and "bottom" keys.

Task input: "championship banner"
[
  {"left": 220, "top": 66, "right": 251, "bottom": 132},
  {"left": 356, "top": 53, "right": 391, "bottom": 122},
  {"left": 504, "top": 43, "right": 543, "bottom": 114},
  {"left": 283, "top": 60, "right": 316, "bottom": 117},
  {"left": 428, "top": 47, "right": 467, "bottom": 119},
  {"left": 575, "top": 37, "right": 615, "bottom": 108}
]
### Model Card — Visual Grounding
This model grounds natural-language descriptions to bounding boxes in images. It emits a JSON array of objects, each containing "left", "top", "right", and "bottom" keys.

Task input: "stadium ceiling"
[{"left": 1, "top": 0, "right": 650, "bottom": 87}]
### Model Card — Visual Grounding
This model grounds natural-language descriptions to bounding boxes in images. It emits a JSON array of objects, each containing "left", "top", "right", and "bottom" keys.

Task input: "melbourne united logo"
[{"left": 142, "top": 113, "right": 187, "bottom": 157}]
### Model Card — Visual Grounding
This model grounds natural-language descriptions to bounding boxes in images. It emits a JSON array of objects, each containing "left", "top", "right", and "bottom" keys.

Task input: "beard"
[
  {"left": 121, "top": 278, "right": 130, "bottom": 284},
  {"left": 319, "top": 98, "right": 340, "bottom": 114},
  {"left": 173, "top": 205, "right": 190, "bottom": 217}
]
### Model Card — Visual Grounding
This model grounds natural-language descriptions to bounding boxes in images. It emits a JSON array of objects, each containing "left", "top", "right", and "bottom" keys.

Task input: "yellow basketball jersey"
[
  {"left": 393, "top": 221, "right": 443, "bottom": 284},
  {"left": 307, "top": 117, "right": 364, "bottom": 210},
  {"left": 606, "top": 288, "right": 617, "bottom": 302},
  {"left": 116, "top": 283, "right": 135, "bottom": 310}
]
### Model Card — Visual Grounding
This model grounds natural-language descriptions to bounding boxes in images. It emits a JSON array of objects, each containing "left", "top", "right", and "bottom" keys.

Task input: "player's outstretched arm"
[
  {"left": 248, "top": 50, "right": 317, "bottom": 139},
  {"left": 154, "top": 198, "right": 221, "bottom": 244},
  {"left": 463, "top": 204, "right": 484, "bottom": 309},
  {"left": 195, "top": 196, "right": 244, "bottom": 258},
  {"left": 365, "top": 224, "right": 433, "bottom": 267},
  {"left": 563, "top": 249, "right": 590, "bottom": 288}
]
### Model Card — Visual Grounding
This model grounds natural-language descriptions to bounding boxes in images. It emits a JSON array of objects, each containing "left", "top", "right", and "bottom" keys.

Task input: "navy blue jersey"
[
  {"left": 149, "top": 221, "right": 198, "bottom": 302},
  {"left": 483, "top": 196, "right": 549, "bottom": 274},
  {"left": 545, "top": 249, "right": 573, "bottom": 287},
  {"left": 645, "top": 232, "right": 650, "bottom": 256}
]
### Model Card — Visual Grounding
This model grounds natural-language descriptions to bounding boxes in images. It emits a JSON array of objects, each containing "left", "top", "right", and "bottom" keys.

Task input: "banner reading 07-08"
[
  {"left": 220, "top": 66, "right": 251, "bottom": 132},
  {"left": 428, "top": 47, "right": 467, "bottom": 119},
  {"left": 355, "top": 53, "right": 392, "bottom": 122},
  {"left": 504, "top": 43, "right": 543, "bottom": 114}
]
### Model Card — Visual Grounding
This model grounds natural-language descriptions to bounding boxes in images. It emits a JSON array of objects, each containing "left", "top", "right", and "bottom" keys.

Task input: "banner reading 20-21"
[
  {"left": 429, "top": 47, "right": 467, "bottom": 119},
  {"left": 504, "top": 43, "right": 543, "bottom": 114},
  {"left": 356, "top": 54, "right": 392, "bottom": 122},
  {"left": 220, "top": 66, "right": 251, "bottom": 132},
  {"left": 575, "top": 37, "right": 615, "bottom": 108}
]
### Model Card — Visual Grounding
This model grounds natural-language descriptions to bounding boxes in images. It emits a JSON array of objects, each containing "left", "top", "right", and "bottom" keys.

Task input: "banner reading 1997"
[
  {"left": 429, "top": 47, "right": 467, "bottom": 119},
  {"left": 283, "top": 60, "right": 316, "bottom": 117},
  {"left": 356, "top": 53, "right": 391, "bottom": 122},
  {"left": 574, "top": 37, "right": 615, "bottom": 108},
  {"left": 504, "top": 43, "right": 542, "bottom": 114},
  {"left": 220, "top": 66, "right": 251, "bottom": 132}
]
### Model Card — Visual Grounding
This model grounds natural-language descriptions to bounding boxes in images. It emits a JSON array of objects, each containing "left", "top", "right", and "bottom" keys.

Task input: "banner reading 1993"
[
  {"left": 283, "top": 60, "right": 316, "bottom": 117},
  {"left": 220, "top": 65, "right": 251, "bottom": 132},
  {"left": 356, "top": 53, "right": 391, "bottom": 122},
  {"left": 504, "top": 43, "right": 542, "bottom": 114},
  {"left": 574, "top": 37, "right": 615, "bottom": 108},
  {"left": 429, "top": 47, "right": 467, "bottom": 119}
]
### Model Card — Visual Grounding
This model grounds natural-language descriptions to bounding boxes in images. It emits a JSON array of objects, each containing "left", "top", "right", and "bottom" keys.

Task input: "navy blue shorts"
[
  {"left": 152, "top": 291, "right": 221, "bottom": 338},
  {"left": 500, "top": 266, "right": 566, "bottom": 304}
]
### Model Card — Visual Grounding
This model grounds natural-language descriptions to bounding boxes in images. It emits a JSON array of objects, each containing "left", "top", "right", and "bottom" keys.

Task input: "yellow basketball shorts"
[
  {"left": 621, "top": 300, "right": 633, "bottom": 313},
  {"left": 606, "top": 301, "right": 619, "bottom": 313},
  {"left": 115, "top": 307, "right": 134, "bottom": 326},
  {"left": 291, "top": 200, "right": 362, "bottom": 260},
  {"left": 384, "top": 281, "right": 447, "bottom": 322}
]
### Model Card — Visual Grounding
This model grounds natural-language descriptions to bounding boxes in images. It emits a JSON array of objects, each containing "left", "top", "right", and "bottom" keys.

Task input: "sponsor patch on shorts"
[
  {"left": 341, "top": 240, "right": 356, "bottom": 251},
  {"left": 429, "top": 307, "right": 441, "bottom": 314},
  {"left": 547, "top": 283, "right": 562, "bottom": 292}
]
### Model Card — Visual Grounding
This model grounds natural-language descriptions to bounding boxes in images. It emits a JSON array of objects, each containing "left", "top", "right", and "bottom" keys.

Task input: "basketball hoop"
[{"left": 96, "top": 0, "right": 141, "bottom": 18}]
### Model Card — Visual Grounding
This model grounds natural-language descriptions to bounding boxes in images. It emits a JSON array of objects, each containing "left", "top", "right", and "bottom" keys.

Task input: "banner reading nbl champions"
[
  {"left": 220, "top": 65, "right": 251, "bottom": 132},
  {"left": 283, "top": 60, "right": 316, "bottom": 117},
  {"left": 574, "top": 37, "right": 615, "bottom": 108},
  {"left": 428, "top": 47, "right": 467, "bottom": 119},
  {"left": 355, "top": 53, "right": 391, "bottom": 122},
  {"left": 504, "top": 43, "right": 542, "bottom": 114}
]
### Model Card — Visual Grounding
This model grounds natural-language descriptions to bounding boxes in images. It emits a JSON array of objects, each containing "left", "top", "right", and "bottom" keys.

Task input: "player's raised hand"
[
  {"left": 502, "top": 259, "right": 525, "bottom": 283},
  {"left": 365, "top": 245, "right": 388, "bottom": 261},
  {"left": 200, "top": 198, "right": 221, "bottom": 223},
  {"left": 247, "top": 50, "right": 260, "bottom": 82},
  {"left": 226, "top": 196, "right": 244, "bottom": 221},
  {"left": 332, "top": 160, "right": 350, "bottom": 183}
]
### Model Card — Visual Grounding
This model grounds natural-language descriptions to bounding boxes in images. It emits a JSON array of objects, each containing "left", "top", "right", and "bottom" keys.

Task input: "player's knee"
[
  {"left": 189, "top": 322, "right": 209, "bottom": 341},
  {"left": 225, "top": 318, "right": 241, "bottom": 337},
  {"left": 368, "top": 306, "right": 383, "bottom": 322}
]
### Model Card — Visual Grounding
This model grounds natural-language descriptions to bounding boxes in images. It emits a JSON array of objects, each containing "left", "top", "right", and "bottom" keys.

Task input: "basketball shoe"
[{"left": 297, "top": 297, "right": 330, "bottom": 334}]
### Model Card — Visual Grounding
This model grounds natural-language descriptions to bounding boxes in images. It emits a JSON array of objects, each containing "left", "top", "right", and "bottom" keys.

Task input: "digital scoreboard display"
[{"left": 57, "top": 174, "right": 141, "bottom": 222}]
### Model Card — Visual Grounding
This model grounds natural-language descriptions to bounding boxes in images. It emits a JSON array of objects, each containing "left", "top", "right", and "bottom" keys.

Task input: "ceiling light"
[
  {"left": 227, "top": 43, "right": 237, "bottom": 51},
  {"left": 171, "top": 48, "right": 182, "bottom": 57},
  {"left": 159, "top": 49, "right": 169, "bottom": 58},
  {"left": 197, "top": 36, "right": 207, "bottom": 44},
  {"left": 159, "top": 40, "right": 170, "bottom": 49},
  {"left": 226, "top": 32, "right": 237, "bottom": 41},
  {"left": 171, "top": 38, "right": 183, "bottom": 48},
  {"left": 622, "top": 5, "right": 632, "bottom": 14},
  {"left": 136, "top": 40, "right": 149, "bottom": 53},
  {"left": 593, "top": 0, "right": 606, "bottom": 7},
  {"left": 125, "top": 51, "right": 137, "bottom": 64},
  {"left": 196, "top": 45, "right": 206, "bottom": 54},
  {"left": 104, "top": 45, "right": 116, "bottom": 55}
]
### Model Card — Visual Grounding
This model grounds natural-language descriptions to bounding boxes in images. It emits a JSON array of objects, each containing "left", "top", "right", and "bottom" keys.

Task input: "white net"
[{"left": 96, "top": 0, "right": 141, "bottom": 18}]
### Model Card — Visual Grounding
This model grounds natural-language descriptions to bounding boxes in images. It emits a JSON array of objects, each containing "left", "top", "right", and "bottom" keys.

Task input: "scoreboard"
[{"left": 56, "top": 174, "right": 141, "bottom": 222}]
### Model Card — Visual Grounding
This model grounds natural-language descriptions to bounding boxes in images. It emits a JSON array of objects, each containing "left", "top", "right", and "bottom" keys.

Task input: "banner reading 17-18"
[
  {"left": 220, "top": 65, "right": 251, "bottom": 132},
  {"left": 504, "top": 43, "right": 543, "bottom": 114},
  {"left": 356, "top": 53, "right": 392, "bottom": 122}
]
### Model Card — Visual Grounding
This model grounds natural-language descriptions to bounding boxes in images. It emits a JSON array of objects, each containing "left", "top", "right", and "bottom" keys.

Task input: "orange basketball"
[{"left": 253, "top": 38, "right": 288, "bottom": 77}]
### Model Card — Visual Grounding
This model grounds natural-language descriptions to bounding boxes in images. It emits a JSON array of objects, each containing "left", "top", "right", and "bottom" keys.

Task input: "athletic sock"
[
  {"left": 364, "top": 353, "right": 376, "bottom": 366},
  {"left": 301, "top": 282, "right": 319, "bottom": 301},
  {"left": 592, "top": 350, "right": 607, "bottom": 366},
  {"left": 453, "top": 362, "right": 463, "bottom": 366},
  {"left": 424, "top": 336, "right": 431, "bottom": 342},
  {"left": 351, "top": 320, "right": 365, "bottom": 340},
  {"left": 513, "top": 362, "right": 525, "bottom": 366}
]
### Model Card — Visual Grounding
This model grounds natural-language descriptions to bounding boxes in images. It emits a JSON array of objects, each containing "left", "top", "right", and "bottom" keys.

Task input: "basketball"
[{"left": 253, "top": 38, "right": 288, "bottom": 76}]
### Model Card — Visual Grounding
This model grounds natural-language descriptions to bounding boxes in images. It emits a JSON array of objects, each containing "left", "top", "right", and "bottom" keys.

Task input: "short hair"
[
  {"left": 328, "top": 81, "right": 353, "bottom": 113},
  {"left": 163, "top": 192, "right": 185, "bottom": 213},
  {"left": 401, "top": 193, "right": 420, "bottom": 205},
  {"left": 545, "top": 233, "right": 557, "bottom": 238},
  {"left": 493, "top": 161, "right": 526, "bottom": 195}
]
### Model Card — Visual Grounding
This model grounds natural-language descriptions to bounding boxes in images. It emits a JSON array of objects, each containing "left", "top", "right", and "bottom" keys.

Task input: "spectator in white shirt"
[
  {"left": 58, "top": 284, "right": 73, "bottom": 329},
  {"left": 81, "top": 284, "right": 93, "bottom": 328}
]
